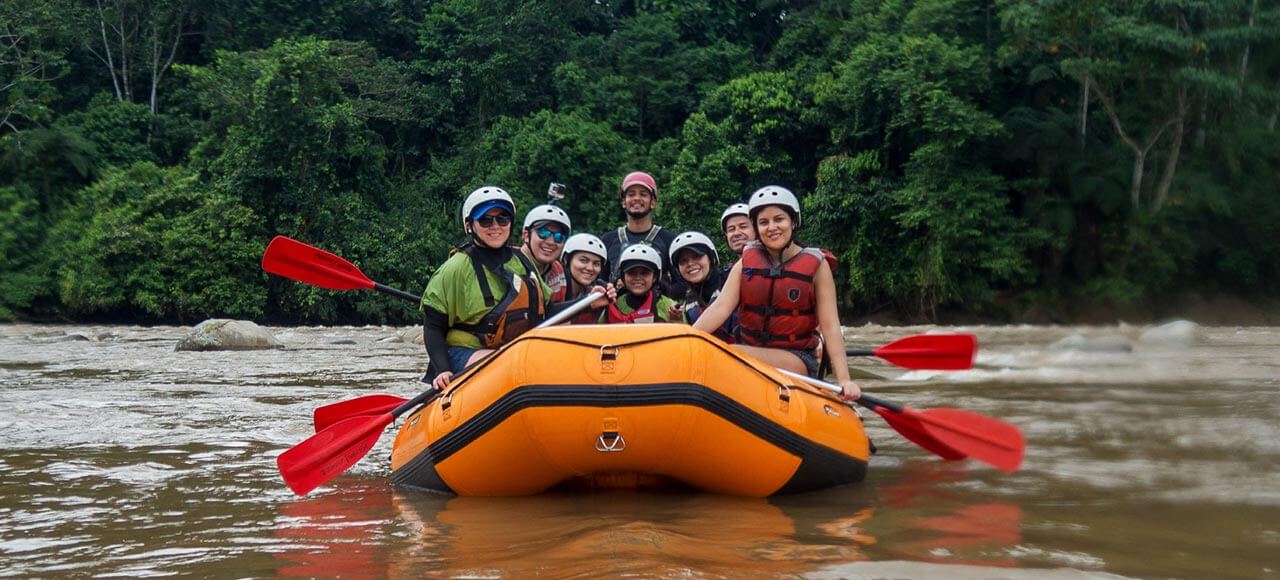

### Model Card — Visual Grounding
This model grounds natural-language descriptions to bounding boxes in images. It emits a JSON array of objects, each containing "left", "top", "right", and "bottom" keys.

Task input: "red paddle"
[
  {"left": 277, "top": 291, "right": 606, "bottom": 495},
  {"left": 846, "top": 333, "right": 977, "bottom": 370},
  {"left": 278, "top": 389, "right": 438, "bottom": 495},
  {"left": 261, "top": 236, "right": 421, "bottom": 302},
  {"left": 312, "top": 394, "right": 407, "bottom": 432},
  {"left": 777, "top": 368, "right": 1024, "bottom": 472}
]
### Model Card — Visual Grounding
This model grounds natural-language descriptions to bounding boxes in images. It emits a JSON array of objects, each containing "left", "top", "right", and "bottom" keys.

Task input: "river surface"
[{"left": 1, "top": 322, "right": 1277, "bottom": 578}]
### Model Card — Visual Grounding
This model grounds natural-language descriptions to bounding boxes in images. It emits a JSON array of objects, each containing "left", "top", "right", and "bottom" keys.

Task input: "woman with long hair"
[{"left": 691, "top": 186, "right": 860, "bottom": 400}]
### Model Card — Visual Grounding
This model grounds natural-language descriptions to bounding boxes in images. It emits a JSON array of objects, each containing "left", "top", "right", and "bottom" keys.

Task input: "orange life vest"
[
  {"left": 454, "top": 246, "right": 546, "bottom": 348},
  {"left": 736, "top": 244, "right": 824, "bottom": 350}
]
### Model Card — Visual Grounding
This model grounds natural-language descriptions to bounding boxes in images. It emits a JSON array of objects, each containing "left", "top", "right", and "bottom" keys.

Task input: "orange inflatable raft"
[{"left": 389, "top": 324, "right": 870, "bottom": 496}]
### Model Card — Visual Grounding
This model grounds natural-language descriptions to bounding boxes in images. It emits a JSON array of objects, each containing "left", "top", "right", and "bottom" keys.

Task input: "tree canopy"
[{"left": 2, "top": 0, "right": 1277, "bottom": 323}]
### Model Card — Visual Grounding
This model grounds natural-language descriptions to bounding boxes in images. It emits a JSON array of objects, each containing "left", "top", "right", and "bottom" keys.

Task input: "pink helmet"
[{"left": 619, "top": 171, "right": 657, "bottom": 198}]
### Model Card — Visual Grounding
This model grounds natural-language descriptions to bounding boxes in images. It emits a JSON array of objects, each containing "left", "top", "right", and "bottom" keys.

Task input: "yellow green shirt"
[{"left": 421, "top": 250, "right": 551, "bottom": 349}]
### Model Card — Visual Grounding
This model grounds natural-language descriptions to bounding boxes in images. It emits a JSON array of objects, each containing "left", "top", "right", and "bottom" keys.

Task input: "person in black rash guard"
[{"left": 602, "top": 170, "right": 683, "bottom": 296}]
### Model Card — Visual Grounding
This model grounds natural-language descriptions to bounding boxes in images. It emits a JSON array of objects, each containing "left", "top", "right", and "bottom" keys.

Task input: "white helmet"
[
  {"left": 669, "top": 231, "right": 719, "bottom": 264},
  {"left": 618, "top": 244, "right": 662, "bottom": 275},
  {"left": 720, "top": 203, "right": 750, "bottom": 230},
  {"left": 562, "top": 233, "right": 607, "bottom": 262},
  {"left": 461, "top": 186, "right": 515, "bottom": 229},
  {"left": 747, "top": 185, "right": 801, "bottom": 227},
  {"left": 523, "top": 204, "right": 572, "bottom": 232}
]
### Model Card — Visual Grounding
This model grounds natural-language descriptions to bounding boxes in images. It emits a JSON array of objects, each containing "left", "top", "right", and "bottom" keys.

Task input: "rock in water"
[
  {"left": 175, "top": 319, "right": 284, "bottom": 351},
  {"left": 1139, "top": 320, "right": 1203, "bottom": 347}
]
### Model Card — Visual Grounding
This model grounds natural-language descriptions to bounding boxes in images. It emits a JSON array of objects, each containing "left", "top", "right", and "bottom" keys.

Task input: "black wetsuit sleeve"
[{"left": 422, "top": 306, "right": 452, "bottom": 379}]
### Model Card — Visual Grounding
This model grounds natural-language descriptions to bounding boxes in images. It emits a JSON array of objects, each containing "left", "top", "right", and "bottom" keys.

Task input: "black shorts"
[{"left": 785, "top": 348, "right": 820, "bottom": 378}]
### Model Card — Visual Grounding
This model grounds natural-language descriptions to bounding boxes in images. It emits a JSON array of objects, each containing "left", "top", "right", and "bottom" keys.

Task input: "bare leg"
[
  {"left": 732, "top": 344, "right": 807, "bottom": 375},
  {"left": 465, "top": 349, "right": 496, "bottom": 367}
]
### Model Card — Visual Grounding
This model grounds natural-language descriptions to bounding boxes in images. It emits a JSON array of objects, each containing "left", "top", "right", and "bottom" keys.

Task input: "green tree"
[
  {"left": 664, "top": 71, "right": 815, "bottom": 240},
  {"left": 557, "top": 12, "right": 752, "bottom": 140},
  {"left": 428, "top": 109, "right": 635, "bottom": 237},
  {"left": 809, "top": 0, "right": 1032, "bottom": 317},
  {"left": 0, "top": 185, "right": 46, "bottom": 319},
  {"left": 76, "top": 0, "right": 198, "bottom": 113},
  {"left": 1, "top": 0, "right": 74, "bottom": 134},
  {"left": 1000, "top": 0, "right": 1280, "bottom": 212},
  {"left": 180, "top": 38, "right": 418, "bottom": 320},
  {"left": 415, "top": 0, "right": 570, "bottom": 129},
  {"left": 56, "top": 162, "right": 265, "bottom": 320}
]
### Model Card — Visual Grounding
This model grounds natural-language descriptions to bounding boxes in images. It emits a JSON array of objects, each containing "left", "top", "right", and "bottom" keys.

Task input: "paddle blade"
[
  {"left": 871, "top": 407, "right": 967, "bottom": 461},
  {"left": 262, "top": 236, "right": 375, "bottom": 291},
  {"left": 873, "top": 334, "right": 977, "bottom": 370},
  {"left": 910, "top": 408, "right": 1025, "bottom": 472},
  {"left": 277, "top": 414, "right": 392, "bottom": 495},
  {"left": 313, "top": 394, "right": 409, "bottom": 432}
]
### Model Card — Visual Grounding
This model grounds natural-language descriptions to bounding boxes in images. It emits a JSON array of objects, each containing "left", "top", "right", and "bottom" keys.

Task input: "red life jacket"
[
  {"left": 543, "top": 259, "right": 568, "bottom": 302},
  {"left": 605, "top": 290, "right": 657, "bottom": 324},
  {"left": 736, "top": 244, "right": 824, "bottom": 350}
]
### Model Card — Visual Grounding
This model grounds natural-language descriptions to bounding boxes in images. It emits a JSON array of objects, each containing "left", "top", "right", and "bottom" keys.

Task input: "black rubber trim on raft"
[
  {"left": 390, "top": 448, "right": 455, "bottom": 495},
  {"left": 391, "top": 383, "right": 867, "bottom": 495}
]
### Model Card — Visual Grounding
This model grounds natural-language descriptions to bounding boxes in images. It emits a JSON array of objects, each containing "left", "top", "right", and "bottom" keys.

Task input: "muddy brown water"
[{"left": 1, "top": 323, "right": 1277, "bottom": 578}]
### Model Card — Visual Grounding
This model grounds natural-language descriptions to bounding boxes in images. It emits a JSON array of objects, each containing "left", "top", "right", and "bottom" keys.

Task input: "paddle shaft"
[
  {"left": 389, "top": 388, "right": 441, "bottom": 419},
  {"left": 777, "top": 368, "right": 903, "bottom": 413},
  {"left": 376, "top": 282, "right": 421, "bottom": 303},
  {"left": 374, "top": 289, "right": 604, "bottom": 414},
  {"left": 847, "top": 347, "right": 958, "bottom": 360}
]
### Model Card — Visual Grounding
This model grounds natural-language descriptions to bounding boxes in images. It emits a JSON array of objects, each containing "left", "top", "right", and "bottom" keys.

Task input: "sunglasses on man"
[
  {"left": 535, "top": 227, "right": 567, "bottom": 244},
  {"left": 476, "top": 213, "right": 513, "bottom": 227}
]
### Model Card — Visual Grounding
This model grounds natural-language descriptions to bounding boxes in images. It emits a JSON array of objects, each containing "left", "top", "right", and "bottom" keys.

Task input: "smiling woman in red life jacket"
[
  {"left": 691, "top": 186, "right": 861, "bottom": 401},
  {"left": 560, "top": 233, "right": 609, "bottom": 324},
  {"left": 600, "top": 244, "right": 680, "bottom": 324},
  {"left": 420, "top": 187, "right": 614, "bottom": 391}
]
